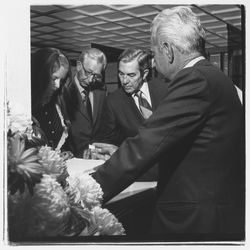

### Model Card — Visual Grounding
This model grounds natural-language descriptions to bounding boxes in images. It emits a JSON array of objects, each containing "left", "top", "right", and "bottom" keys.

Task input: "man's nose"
[
  {"left": 54, "top": 79, "right": 60, "bottom": 89},
  {"left": 151, "top": 58, "right": 156, "bottom": 68},
  {"left": 122, "top": 75, "right": 129, "bottom": 84},
  {"left": 89, "top": 74, "right": 94, "bottom": 82}
]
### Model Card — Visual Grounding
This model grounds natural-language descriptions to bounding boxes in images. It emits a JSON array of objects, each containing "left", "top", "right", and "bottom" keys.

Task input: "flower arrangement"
[{"left": 7, "top": 102, "right": 125, "bottom": 240}]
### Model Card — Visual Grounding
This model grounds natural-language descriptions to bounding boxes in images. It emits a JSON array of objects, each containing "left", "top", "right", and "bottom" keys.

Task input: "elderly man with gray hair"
[
  {"left": 91, "top": 6, "right": 244, "bottom": 240},
  {"left": 63, "top": 48, "right": 107, "bottom": 157}
]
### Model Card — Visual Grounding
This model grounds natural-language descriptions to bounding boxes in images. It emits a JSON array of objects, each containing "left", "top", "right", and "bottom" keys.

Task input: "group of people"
[
  {"left": 31, "top": 42, "right": 163, "bottom": 181},
  {"left": 31, "top": 6, "right": 244, "bottom": 239}
]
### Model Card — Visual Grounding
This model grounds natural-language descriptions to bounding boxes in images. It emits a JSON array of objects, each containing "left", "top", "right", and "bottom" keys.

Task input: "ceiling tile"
[
  {"left": 95, "top": 23, "right": 124, "bottom": 31},
  {"left": 31, "top": 22, "right": 39, "bottom": 28},
  {"left": 110, "top": 5, "right": 144, "bottom": 11},
  {"left": 74, "top": 36, "right": 96, "bottom": 42},
  {"left": 55, "top": 30, "right": 81, "bottom": 37},
  {"left": 37, "top": 40, "right": 60, "bottom": 46},
  {"left": 31, "top": 31, "right": 41, "bottom": 36},
  {"left": 31, "top": 15, "right": 59, "bottom": 24},
  {"left": 126, "top": 5, "right": 158, "bottom": 16},
  {"left": 53, "top": 22, "right": 82, "bottom": 30},
  {"left": 75, "top": 29, "right": 101, "bottom": 35},
  {"left": 73, "top": 5, "right": 111, "bottom": 15},
  {"left": 98, "top": 11, "right": 131, "bottom": 21},
  {"left": 32, "top": 25, "right": 58, "bottom": 33},
  {"left": 95, "top": 33, "right": 118, "bottom": 38},
  {"left": 118, "top": 18, "right": 148, "bottom": 27},
  {"left": 74, "top": 16, "right": 106, "bottom": 26},
  {"left": 51, "top": 9, "right": 85, "bottom": 20},
  {"left": 58, "top": 38, "right": 81, "bottom": 43},
  {"left": 35, "top": 34, "right": 60, "bottom": 40},
  {"left": 31, "top": 5, "right": 61, "bottom": 13},
  {"left": 110, "top": 37, "right": 130, "bottom": 42},
  {"left": 31, "top": 38, "right": 43, "bottom": 43}
]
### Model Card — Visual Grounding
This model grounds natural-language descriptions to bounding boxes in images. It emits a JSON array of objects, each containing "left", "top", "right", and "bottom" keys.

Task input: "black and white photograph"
[{"left": 0, "top": 0, "right": 248, "bottom": 248}]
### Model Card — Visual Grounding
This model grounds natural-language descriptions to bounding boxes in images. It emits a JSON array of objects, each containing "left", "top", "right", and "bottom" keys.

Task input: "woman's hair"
[
  {"left": 151, "top": 6, "right": 206, "bottom": 55},
  {"left": 118, "top": 48, "right": 153, "bottom": 78},
  {"left": 31, "top": 47, "right": 70, "bottom": 111}
]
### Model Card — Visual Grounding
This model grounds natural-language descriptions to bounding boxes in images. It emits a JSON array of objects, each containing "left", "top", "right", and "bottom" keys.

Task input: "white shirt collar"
[
  {"left": 133, "top": 81, "right": 149, "bottom": 98},
  {"left": 183, "top": 56, "right": 205, "bottom": 69},
  {"left": 132, "top": 81, "right": 152, "bottom": 106}
]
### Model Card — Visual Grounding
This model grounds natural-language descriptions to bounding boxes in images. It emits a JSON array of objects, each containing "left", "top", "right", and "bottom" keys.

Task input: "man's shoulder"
[
  {"left": 107, "top": 88, "right": 126, "bottom": 101},
  {"left": 148, "top": 78, "right": 167, "bottom": 89},
  {"left": 148, "top": 78, "right": 168, "bottom": 97},
  {"left": 92, "top": 87, "right": 107, "bottom": 96}
]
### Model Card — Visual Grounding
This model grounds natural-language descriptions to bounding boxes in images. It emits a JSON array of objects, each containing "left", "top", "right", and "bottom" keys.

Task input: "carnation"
[
  {"left": 90, "top": 207, "right": 125, "bottom": 236},
  {"left": 7, "top": 101, "right": 33, "bottom": 135},
  {"left": 8, "top": 133, "right": 44, "bottom": 194},
  {"left": 9, "top": 175, "right": 71, "bottom": 238},
  {"left": 66, "top": 173, "right": 103, "bottom": 210},
  {"left": 38, "top": 146, "right": 69, "bottom": 184}
]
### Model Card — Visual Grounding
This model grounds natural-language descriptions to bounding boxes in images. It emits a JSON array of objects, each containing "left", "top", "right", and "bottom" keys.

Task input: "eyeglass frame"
[{"left": 80, "top": 61, "right": 103, "bottom": 80}]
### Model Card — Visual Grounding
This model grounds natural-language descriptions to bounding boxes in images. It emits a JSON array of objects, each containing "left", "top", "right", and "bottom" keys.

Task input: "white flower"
[
  {"left": 8, "top": 134, "right": 44, "bottom": 193},
  {"left": 7, "top": 101, "right": 33, "bottom": 135},
  {"left": 38, "top": 146, "right": 68, "bottom": 184},
  {"left": 66, "top": 173, "right": 103, "bottom": 210},
  {"left": 90, "top": 207, "right": 125, "bottom": 235},
  {"left": 9, "top": 175, "right": 71, "bottom": 237}
]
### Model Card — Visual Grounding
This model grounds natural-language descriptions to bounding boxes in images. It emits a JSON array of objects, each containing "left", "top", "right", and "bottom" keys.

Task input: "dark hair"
[
  {"left": 31, "top": 47, "right": 70, "bottom": 110},
  {"left": 118, "top": 48, "right": 153, "bottom": 78}
]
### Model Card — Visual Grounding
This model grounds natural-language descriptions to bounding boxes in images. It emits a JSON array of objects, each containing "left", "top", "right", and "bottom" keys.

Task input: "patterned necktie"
[
  {"left": 136, "top": 90, "right": 153, "bottom": 119},
  {"left": 82, "top": 89, "right": 92, "bottom": 123}
]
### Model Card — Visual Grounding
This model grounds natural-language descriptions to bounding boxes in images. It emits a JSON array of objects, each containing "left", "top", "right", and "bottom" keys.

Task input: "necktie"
[
  {"left": 136, "top": 90, "right": 153, "bottom": 119},
  {"left": 82, "top": 89, "right": 92, "bottom": 123}
]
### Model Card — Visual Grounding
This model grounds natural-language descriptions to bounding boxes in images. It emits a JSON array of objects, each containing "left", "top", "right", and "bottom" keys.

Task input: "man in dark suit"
[
  {"left": 95, "top": 48, "right": 167, "bottom": 181},
  {"left": 91, "top": 6, "right": 244, "bottom": 240},
  {"left": 63, "top": 48, "right": 107, "bottom": 158}
]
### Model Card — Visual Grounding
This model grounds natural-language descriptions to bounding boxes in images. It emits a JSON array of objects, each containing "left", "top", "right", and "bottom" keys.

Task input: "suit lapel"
[
  {"left": 148, "top": 81, "right": 157, "bottom": 111},
  {"left": 122, "top": 90, "right": 144, "bottom": 121},
  {"left": 92, "top": 89, "right": 105, "bottom": 126},
  {"left": 73, "top": 80, "right": 91, "bottom": 121}
]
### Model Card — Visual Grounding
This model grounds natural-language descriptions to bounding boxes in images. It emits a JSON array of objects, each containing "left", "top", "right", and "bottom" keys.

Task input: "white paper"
[
  {"left": 66, "top": 158, "right": 157, "bottom": 204},
  {"left": 66, "top": 158, "right": 104, "bottom": 175},
  {"left": 107, "top": 182, "right": 157, "bottom": 204}
]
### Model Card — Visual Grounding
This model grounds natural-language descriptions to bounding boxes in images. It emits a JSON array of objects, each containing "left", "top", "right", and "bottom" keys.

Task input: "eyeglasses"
[{"left": 81, "top": 63, "right": 102, "bottom": 80}]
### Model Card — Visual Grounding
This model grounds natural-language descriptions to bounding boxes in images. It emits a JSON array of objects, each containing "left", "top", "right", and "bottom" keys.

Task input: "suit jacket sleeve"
[
  {"left": 92, "top": 68, "right": 211, "bottom": 203},
  {"left": 97, "top": 97, "right": 125, "bottom": 146}
]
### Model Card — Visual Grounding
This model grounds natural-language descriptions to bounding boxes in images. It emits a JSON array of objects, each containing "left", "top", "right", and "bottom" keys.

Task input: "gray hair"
[
  {"left": 78, "top": 47, "right": 107, "bottom": 70},
  {"left": 151, "top": 6, "right": 206, "bottom": 55}
]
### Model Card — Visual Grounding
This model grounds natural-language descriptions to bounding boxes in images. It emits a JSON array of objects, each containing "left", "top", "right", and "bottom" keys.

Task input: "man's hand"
[
  {"left": 83, "top": 148, "right": 92, "bottom": 159},
  {"left": 60, "top": 151, "right": 74, "bottom": 160},
  {"left": 91, "top": 143, "right": 118, "bottom": 160}
]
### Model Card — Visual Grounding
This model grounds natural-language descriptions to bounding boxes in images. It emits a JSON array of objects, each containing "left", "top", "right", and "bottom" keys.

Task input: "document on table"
[
  {"left": 66, "top": 158, "right": 157, "bottom": 203},
  {"left": 107, "top": 181, "right": 157, "bottom": 204},
  {"left": 66, "top": 158, "right": 104, "bottom": 175}
]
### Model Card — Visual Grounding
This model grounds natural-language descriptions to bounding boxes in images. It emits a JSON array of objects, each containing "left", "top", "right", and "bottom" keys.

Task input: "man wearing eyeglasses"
[{"left": 63, "top": 48, "right": 107, "bottom": 157}]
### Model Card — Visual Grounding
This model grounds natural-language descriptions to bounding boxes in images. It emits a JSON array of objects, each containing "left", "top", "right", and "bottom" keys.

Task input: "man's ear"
[
  {"left": 142, "top": 69, "right": 149, "bottom": 81},
  {"left": 162, "top": 42, "right": 174, "bottom": 63},
  {"left": 76, "top": 61, "right": 82, "bottom": 72}
]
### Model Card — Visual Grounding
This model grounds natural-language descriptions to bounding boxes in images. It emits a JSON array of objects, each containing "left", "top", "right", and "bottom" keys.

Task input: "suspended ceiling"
[{"left": 30, "top": 4, "right": 243, "bottom": 61}]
